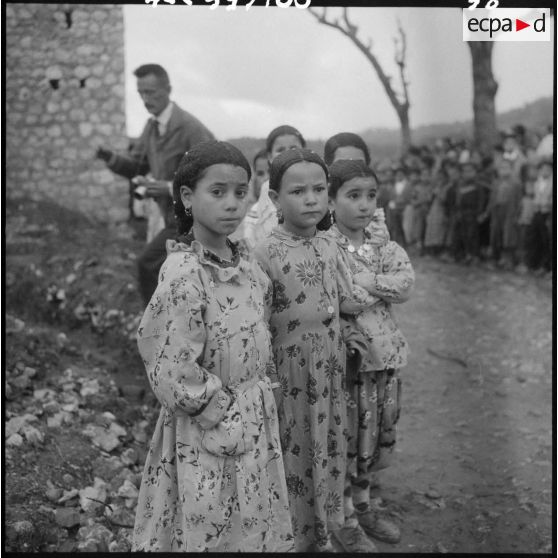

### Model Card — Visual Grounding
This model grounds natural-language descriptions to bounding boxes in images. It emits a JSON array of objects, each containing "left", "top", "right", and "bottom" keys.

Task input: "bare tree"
[
  {"left": 309, "top": 7, "right": 411, "bottom": 154},
  {"left": 467, "top": 42, "right": 498, "bottom": 156}
]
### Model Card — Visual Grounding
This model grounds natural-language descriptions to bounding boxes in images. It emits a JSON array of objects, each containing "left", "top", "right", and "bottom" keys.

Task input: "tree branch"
[
  {"left": 308, "top": 7, "right": 404, "bottom": 114},
  {"left": 394, "top": 18, "right": 410, "bottom": 110}
]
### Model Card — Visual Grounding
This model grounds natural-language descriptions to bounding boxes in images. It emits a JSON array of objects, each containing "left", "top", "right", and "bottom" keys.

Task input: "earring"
[
  {"left": 330, "top": 210, "right": 335, "bottom": 225},
  {"left": 184, "top": 206, "right": 192, "bottom": 218},
  {"left": 276, "top": 208, "right": 284, "bottom": 224}
]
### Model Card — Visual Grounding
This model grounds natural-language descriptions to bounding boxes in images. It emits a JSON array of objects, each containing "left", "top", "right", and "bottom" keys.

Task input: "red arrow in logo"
[{"left": 516, "top": 18, "right": 530, "bottom": 31}]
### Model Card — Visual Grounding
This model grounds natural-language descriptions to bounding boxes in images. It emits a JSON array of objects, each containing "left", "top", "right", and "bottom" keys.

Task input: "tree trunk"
[
  {"left": 398, "top": 108, "right": 411, "bottom": 156},
  {"left": 468, "top": 41, "right": 498, "bottom": 156}
]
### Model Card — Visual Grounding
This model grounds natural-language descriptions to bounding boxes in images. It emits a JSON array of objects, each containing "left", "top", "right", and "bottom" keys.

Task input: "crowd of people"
[
  {"left": 94, "top": 62, "right": 553, "bottom": 553},
  {"left": 372, "top": 127, "right": 553, "bottom": 276}
]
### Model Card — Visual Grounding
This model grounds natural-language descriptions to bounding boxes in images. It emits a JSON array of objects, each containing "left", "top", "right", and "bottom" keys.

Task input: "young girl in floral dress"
[
  {"left": 132, "top": 141, "right": 293, "bottom": 552},
  {"left": 254, "top": 148, "right": 377, "bottom": 552},
  {"left": 327, "top": 159, "right": 415, "bottom": 550}
]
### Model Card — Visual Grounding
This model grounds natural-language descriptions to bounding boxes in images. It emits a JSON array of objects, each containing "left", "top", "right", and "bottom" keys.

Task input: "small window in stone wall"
[
  {"left": 49, "top": 79, "right": 60, "bottom": 90},
  {"left": 64, "top": 9, "right": 73, "bottom": 29}
]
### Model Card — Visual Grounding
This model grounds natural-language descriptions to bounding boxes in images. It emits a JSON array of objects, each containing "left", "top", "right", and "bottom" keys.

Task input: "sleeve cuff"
[{"left": 193, "top": 389, "right": 232, "bottom": 430}]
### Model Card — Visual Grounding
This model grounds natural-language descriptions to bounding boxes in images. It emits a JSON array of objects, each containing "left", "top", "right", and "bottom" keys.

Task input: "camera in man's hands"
[{"left": 133, "top": 185, "right": 148, "bottom": 200}]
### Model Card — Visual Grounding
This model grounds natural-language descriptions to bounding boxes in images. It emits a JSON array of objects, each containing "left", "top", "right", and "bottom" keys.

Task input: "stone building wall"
[{"left": 5, "top": 3, "right": 130, "bottom": 222}]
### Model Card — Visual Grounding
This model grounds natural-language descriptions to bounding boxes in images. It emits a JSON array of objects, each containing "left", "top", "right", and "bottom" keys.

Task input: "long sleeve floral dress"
[
  {"left": 328, "top": 209, "right": 415, "bottom": 475},
  {"left": 254, "top": 227, "right": 376, "bottom": 552},
  {"left": 132, "top": 237, "right": 294, "bottom": 552}
]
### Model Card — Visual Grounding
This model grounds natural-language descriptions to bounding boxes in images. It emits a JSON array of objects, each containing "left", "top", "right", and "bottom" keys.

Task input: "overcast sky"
[{"left": 123, "top": 5, "right": 554, "bottom": 140}]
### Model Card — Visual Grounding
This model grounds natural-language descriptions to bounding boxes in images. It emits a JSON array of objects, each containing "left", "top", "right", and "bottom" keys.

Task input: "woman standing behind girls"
[
  {"left": 254, "top": 148, "right": 377, "bottom": 552},
  {"left": 133, "top": 141, "right": 293, "bottom": 552},
  {"left": 327, "top": 159, "right": 414, "bottom": 551}
]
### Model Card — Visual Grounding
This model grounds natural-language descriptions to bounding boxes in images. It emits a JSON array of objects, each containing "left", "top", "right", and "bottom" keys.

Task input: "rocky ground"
[{"left": 4, "top": 194, "right": 554, "bottom": 553}]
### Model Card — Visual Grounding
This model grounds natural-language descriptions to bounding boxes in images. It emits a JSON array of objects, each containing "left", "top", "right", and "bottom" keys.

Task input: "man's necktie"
[{"left": 152, "top": 118, "right": 160, "bottom": 139}]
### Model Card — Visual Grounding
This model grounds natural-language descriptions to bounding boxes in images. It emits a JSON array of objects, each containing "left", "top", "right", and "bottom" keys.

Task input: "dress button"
[{"left": 327, "top": 305, "right": 335, "bottom": 315}]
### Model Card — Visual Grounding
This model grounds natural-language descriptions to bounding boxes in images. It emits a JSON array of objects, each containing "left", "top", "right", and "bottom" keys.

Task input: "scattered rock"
[
  {"left": 43, "top": 400, "right": 60, "bottom": 414},
  {"left": 58, "top": 488, "right": 79, "bottom": 503},
  {"left": 79, "top": 478, "right": 108, "bottom": 513},
  {"left": 83, "top": 424, "right": 122, "bottom": 452},
  {"left": 46, "top": 486, "right": 63, "bottom": 503},
  {"left": 21, "top": 425, "right": 44, "bottom": 445},
  {"left": 121, "top": 447, "right": 138, "bottom": 466},
  {"left": 117, "top": 479, "right": 139, "bottom": 502},
  {"left": 131, "top": 420, "right": 149, "bottom": 444},
  {"left": 13, "top": 520, "right": 34, "bottom": 536},
  {"left": 54, "top": 508, "right": 81, "bottom": 529},
  {"left": 106, "top": 505, "right": 135, "bottom": 528},
  {"left": 109, "top": 422, "right": 127, "bottom": 438},
  {"left": 6, "top": 433, "right": 24, "bottom": 447},
  {"left": 62, "top": 473, "right": 74, "bottom": 485},
  {"left": 6, "top": 315, "right": 25, "bottom": 333},
  {"left": 426, "top": 489, "right": 442, "bottom": 500},
  {"left": 77, "top": 522, "right": 113, "bottom": 552},
  {"left": 80, "top": 379, "right": 100, "bottom": 397},
  {"left": 101, "top": 411, "right": 116, "bottom": 423},
  {"left": 56, "top": 332, "right": 69, "bottom": 347},
  {"left": 436, "top": 542, "right": 449, "bottom": 553}
]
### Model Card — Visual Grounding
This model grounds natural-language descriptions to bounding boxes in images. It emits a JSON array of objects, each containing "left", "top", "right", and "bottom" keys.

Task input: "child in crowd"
[
  {"left": 516, "top": 163, "right": 538, "bottom": 273},
  {"left": 133, "top": 141, "right": 294, "bottom": 552},
  {"left": 481, "top": 158, "right": 522, "bottom": 269},
  {"left": 239, "top": 125, "right": 305, "bottom": 248},
  {"left": 424, "top": 161, "right": 452, "bottom": 256},
  {"left": 440, "top": 160, "right": 461, "bottom": 260},
  {"left": 528, "top": 157, "right": 553, "bottom": 274},
  {"left": 229, "top": 147, "right": 268, "bottom": 242},
  {"left": 327, "top": 159, "right": 414, "bottom": 553},
  {"left": 402, "top": 167, "right": 420, "bottom": 246},
  {"left": 387, "top": 165, "right": 413, "bottom": 247},
  {"left": 376, "top": 163, "right": 395, "bottom": 211},
  {"left": 323, "top": 131, "right": 371, "bottom": 166},
  {"left": 410, "top": 165, "right": 433, "bottom": 254},
  {"left": 254, "top": 148, "right": 378, "bottom": 552},
  {"left": 252, "top": 147, "right": 270, "bottom": 201},
  {"left": 448, "top": 160, "right": 485, "bottom": 264}
]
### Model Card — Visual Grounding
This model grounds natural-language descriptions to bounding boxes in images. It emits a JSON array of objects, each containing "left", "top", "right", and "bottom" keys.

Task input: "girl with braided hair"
[{"left": 132, "top": 140, "right": 293, "bottom": 552}]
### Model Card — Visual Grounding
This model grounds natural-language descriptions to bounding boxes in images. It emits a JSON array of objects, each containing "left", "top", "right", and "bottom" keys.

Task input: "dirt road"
[{"left": 369, "top": 256, "right": 553, "bottom": 554}]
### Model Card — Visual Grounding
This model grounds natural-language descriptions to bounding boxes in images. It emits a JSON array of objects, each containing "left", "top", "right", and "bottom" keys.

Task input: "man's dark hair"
[{"left": 134, "top": 64, "right": 170, "bottom": 87}]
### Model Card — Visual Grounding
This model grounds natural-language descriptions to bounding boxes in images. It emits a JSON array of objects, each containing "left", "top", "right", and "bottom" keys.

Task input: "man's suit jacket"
[{"left": 108, "top": 102, "right": 214, "bottom": 235}]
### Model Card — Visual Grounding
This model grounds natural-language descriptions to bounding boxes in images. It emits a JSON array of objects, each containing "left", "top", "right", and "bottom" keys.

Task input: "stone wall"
[{"left": 5, "top": 3, "right": 130, "bottom": 222}]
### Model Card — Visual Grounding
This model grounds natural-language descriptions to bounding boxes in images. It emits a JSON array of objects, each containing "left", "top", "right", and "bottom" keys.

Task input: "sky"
[{"left": 123, "top": 5, "right": 554, "bottom": 140}]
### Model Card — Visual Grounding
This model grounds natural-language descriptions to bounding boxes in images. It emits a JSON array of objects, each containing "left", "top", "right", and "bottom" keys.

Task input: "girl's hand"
[{"left": 354, "top": 271, "right": 374, "bottom": 289}]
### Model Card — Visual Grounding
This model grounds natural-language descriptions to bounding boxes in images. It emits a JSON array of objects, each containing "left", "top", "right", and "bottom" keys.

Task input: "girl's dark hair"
[
  {"left": 323, "top": 132, "right": 371, "bottom": 166},
  {"left": 328, "top": 159, "right": 378, "bottom": 199},
  {"left": 266, "top": 125, "right": 306, "bottom": 155},
  {"left": 269, "top": 148, "right": 332, "bottom": 231},
  {"left": 269, "top": 148, "right": 328, "bottom": 193},
  {"left": 173, "top": 140, "right": 251, "bottom": 235}
]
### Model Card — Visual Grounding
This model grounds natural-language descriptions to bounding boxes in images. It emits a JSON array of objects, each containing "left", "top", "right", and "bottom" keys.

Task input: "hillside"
[{"left": 227, "top": 96, "right": 553, "bottom": 163}]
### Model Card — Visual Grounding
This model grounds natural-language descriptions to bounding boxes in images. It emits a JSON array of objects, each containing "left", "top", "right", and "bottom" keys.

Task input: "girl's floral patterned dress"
[
  {"left": 132, "top": 237, "right": 294, "bottom": 552},
  {"left": 329, "top": 209, "right": 415, "bottom": 474},
  {"left": 254, "top": 227, "right": 375, "bottom": 551}
]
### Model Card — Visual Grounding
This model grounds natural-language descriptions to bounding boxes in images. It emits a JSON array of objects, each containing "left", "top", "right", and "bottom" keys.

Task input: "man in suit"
[{"left": 96, "top": 64, "right": 214, "bottom": 305}]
